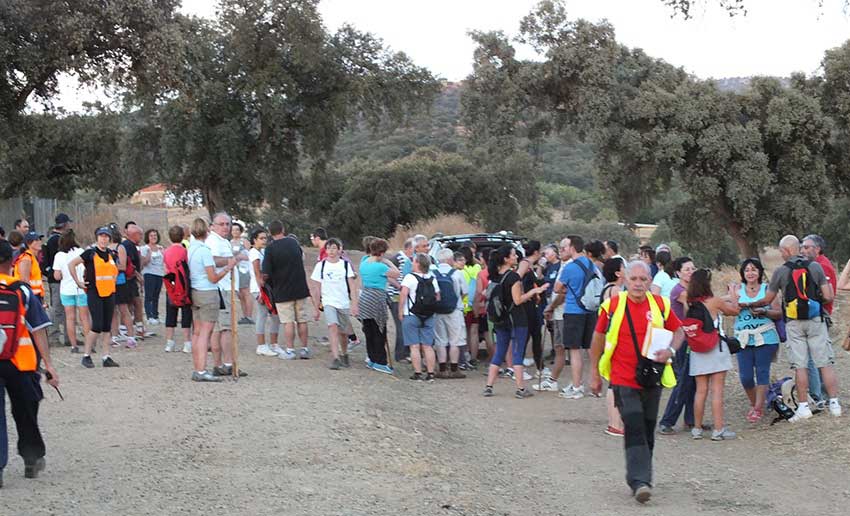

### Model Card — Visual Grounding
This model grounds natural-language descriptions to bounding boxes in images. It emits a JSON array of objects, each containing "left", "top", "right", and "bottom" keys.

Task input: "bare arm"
[
  {"left": 32, "top": 328, "right": 58, "bottom": 387},
  {"left": 205, "top": 260, "right": 235, "bottom": 284},
  {"left": 68, "top": 256, "right": 85, "bottom": 288},
  {"left": 511, "top": 277, "right": 549, "bottom": 305},
  {"left": 820, "top": 282, "right": 835, "bottom": 304},
  {"left": 838, "top": 259, "right": 850, "bottom": 290},
  {"left": 19, "top": 258, "right": 32, "bottom": 283},
  {"left": 141, "top": 246, "right": 152, "bottom": 267},
  {"left": 588, "top": 331, "right": 606, "bottom": 395},
  {"left": 308, "top": 278, "right": 322, "bottom": 313},
  {"left": 348, "top": 276, "right": 359, "bottom": 316},
  {"left": 252, "top": 258, "right": 264, "bottom": 288},
  {"left": 117, "top": 245, "right": 128, "bottom": 272},
  {"left": 554, "top": 280, "right": 566, "bottom": 294},
  {"left": 398, "top": 287, "right": 410, "bottom": 321}
]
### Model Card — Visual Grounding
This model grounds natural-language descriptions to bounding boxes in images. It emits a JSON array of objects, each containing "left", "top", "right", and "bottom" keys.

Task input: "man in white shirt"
[
  {"left": 433, "top": 249, "right": 467, "bottom": 379},
  {"left": 208, "top": 212, "right": 248, "bottom": 377}
]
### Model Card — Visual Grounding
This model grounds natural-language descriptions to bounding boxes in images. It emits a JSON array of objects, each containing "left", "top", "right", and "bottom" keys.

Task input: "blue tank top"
[{"left": 734, "top": 283, "right": 779, "bottom": 346}]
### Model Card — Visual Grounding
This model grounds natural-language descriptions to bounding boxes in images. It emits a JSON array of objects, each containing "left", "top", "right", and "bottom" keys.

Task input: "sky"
[{"left": 54, "top": 0, "right": 850, "bottom": 111}]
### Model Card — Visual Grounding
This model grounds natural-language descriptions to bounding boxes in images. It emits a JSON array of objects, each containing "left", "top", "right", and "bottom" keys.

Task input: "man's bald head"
[
  {"left": 779, "top": 234, "right": 800, "bottom": 259},
  {"left": 127, "top": 224, "right": 143, "bottom": 244}
]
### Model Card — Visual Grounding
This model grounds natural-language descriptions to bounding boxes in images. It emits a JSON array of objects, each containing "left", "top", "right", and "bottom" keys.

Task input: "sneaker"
[
  {"left": 365, "top": 358, "right": 375, "bottom": 369},
  {"left": 789, "top": 404, "right": 813, "bottom": 423},
  {"left": 347, "top": 334, "right": 361, "bottom": 350},
  {"left": 559, "top": 384, "right": 585, "bottom": 399},
  {"left": 110, "top": 335, "right": 125, "bottom": 347},
  {"left": 483, "top": 385, "right": 495, "bottom": 397},
  {"left": 341, "top": 354, "right": 350, "bottom": 368},
  {"left": 711, "top": 428, "right": 737, "bottom": 441},
  {"left": 658, "top": 425, "right": 676, "bottom": 435},
  {"left": 605, "top": 426, "right": 625, "bottom": 437},
  {"left": 142, "top": 330, "right": 156, "bottom": 338},
  {"left": 458, "top": 362, "right": 473, "bottom": 371},
  {"left": 298, "top": 347, "right": 312, "bottom": 360},
  {"left": 468, "top": 359, "right": 479, "bottom": 369},
  {"left": 829, "top": 399, "right": 842, "bottom": 417},
  {"left": 634, "top": 484, "right": 652, "bottom": 504},
  {"left": 372, "top": 363, "right": 394, "bottom": 375},
  {"left": 102, "top": 356, "right": 120, "bottom": 367},
  {"left": 522, "top": 370, "right": 532, "bottom": 381},
  {"left": 329, "top": 358, "right": 343, "bottom": 370},
  {"left": 238, "top": 317, "right": 253, "bottom": 325},
  {"left": 815, "top": 399, "right": 827, "bottom": 412},
  {"left": 278, "top": 349, "right": 298, "bottom": 360},
  {"left": 270, "top": 345, "right": 285, "bottom": 356},
  {"left": 182, "top": 341, "right": 192, "bottom": 353},
  {"left": 532, "top": 377, "right": 559, "bottom": 392},
  {"left": 499, "top": 368, "right": 513, "bottom": 379},
  {"left": 81, "top": 355, "right": 94, "bottom": 368},
  {"left": 515, "top": 388, "right": 534, "bottom": 399},
  {"left": 125, "top": 338, "right": 138, "bottom": 349},
  {"left": 542, "top": 367, "right": 552, "bottom": 377},
  {"left": 165, "top": 340, "right": 175, "bottom": 353},
  {"left": 425, "top": 373, "right": 436, "bottom": 383},
  {"left": 435, "top": 370, "right": 449, "bottom": 379},
  {"left": 212, "top": 365, "right": 248, "bottom": 377},
  {"left": 147, "top": 318, "right": 158, "bottom": 326},
  {"left": 24, "top": 458, "right": 46, "bottom": 479},
  {"left": 522, "top": 358, "right": 535, "bottom": 367},
  {"left": 410, "top": 372, "right": 423, "bottom": 382},
  {"left": 70, "top": 346, "right": 81, "bottom": 354},
  {"left": 448, "top": 370, "right": 466, "bottom": 379},
  {"left": 691, "top": 427, "right": 703, "bottom": 440},
  {"left": 191, "top": 371, "right": 223, "bottom": 382},
  {"left": 746, "top": 407, "right": 762, "bottom": 423},
  {"left": 256, "top": 344, "right": 278, "bottom": 357}
]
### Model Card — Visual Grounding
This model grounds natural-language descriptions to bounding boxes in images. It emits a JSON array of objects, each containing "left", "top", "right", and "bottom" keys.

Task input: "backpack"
[
  {"left": 485, "top": 271, "right": 511, "bottom": 324},
  {"left": 259, "top": 284, "right": 277, "bottom": 314},
  {"left": 433, "top": 269, "right": 459, "bottom": 314},
  {"left": 681, "top": 301, "right": 719, "bottom": 353},
  {"left": 163, "top": 259, "right": 192, "bottom": 307},
  {"left": 783, "top": 260, "right": 822, "bottom": 320},
  {"left": 410, "top": 274, "right": 439, "bottom": 319},
  {"left": 571, "top": 258, "right": 604, "bottom": 312},
  {"left": 320, "top": 259, "right": 351, "bottom": 298},
  {"left": 0, "top": 281, "right": 25, "bottom": 361}
]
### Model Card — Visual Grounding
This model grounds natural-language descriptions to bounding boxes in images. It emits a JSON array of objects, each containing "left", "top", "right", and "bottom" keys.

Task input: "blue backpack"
[{"left": 434, "top": 269, "right": 459, "bottom": 314}]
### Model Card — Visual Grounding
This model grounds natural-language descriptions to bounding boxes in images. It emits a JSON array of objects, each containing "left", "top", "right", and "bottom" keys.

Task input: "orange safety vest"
[
  {"left": 13, "top": 249, "right": 44, "bottom": 297},
  {"left": 0, "top": 274, "right": 37, "bottom": 372},
  {"left": 94, "top": 250, "right": 118, "bottom": 297}
]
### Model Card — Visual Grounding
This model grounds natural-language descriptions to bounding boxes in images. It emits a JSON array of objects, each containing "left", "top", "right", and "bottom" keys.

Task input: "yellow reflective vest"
[{"left": 598, "top": 291, "right": 677, "bottom": 388}]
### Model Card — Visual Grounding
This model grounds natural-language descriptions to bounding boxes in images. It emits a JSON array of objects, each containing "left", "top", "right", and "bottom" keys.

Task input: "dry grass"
[{"left": 387, "top": 214, "right": 483, "bottom": 252}]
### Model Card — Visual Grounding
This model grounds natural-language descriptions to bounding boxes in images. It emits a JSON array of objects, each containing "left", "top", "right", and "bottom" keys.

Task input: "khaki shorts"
[
  {"left": 276, "top": 298, "right": 309, "bottom": 324},
  {"left": 324, "top": 305, "right": 352, "bottom": 331},
  {"left": 785, "top": 319, "right": 834, "bottom": 369},
  {"left": 216, "top": 293, "right": 232, "bottom": 331},
  {"left": 191, "top": 290, "right": 220, "bottom": 323},
  {"left": 434, "top": 311, "right": 466, "bottom": 347}
]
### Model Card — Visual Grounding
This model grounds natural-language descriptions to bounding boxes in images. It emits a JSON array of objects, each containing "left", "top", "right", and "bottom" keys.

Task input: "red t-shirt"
[
  {"left": 815, "top": 255, "right": 836, "bottom": 314},
  {"left": 318, "top": 244, "right": 327, "bottom": 262},
  {"left": 476, "top": 269, "right": 490, "bottom": 315},
  {"left": 595, "top": 295, "right": 682, "bottom": 389},
  {"left": 163, "top": 243, "right": 187, "bottom": 275}
]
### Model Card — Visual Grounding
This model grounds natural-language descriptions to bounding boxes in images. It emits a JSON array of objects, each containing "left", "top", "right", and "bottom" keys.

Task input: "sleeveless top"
[{"left": 734, "top": 283, "right": 779, "bottom": 347}]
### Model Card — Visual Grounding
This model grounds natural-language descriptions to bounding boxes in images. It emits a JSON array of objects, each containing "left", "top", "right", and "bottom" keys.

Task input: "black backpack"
[
  {"left": 485, "top": 272, "right": 511, "bottom": 324},
  {"left": 783, "top": 260, "right": 823, "bottom": 320},
  {"left": 410, "top": 275, "right": 439, "bottom": 319}
]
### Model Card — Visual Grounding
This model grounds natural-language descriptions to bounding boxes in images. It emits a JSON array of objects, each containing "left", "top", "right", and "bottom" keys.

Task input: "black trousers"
[
  {"left": 0, "top": 361, "right": 45, "bottom": 469},
  {"left": 526, "top": 307, "right": 543, "bottom": 369},
  {"left": 362, "top": 319, "right": 388, "bottom": 366},
  {"left": 613, "top": 384, "right": 662, "bottom": 492}
]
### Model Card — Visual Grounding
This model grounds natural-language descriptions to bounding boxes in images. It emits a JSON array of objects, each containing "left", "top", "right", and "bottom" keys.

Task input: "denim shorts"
[
  {"left": 60, "top": 293, "right": 87, "bottom": 307},
  {"left": 403, "top": 314, "right": 436, "bottom": 346}
]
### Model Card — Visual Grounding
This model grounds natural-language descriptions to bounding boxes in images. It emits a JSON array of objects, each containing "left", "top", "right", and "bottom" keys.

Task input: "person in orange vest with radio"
[
  {"left": 13, "top": 231, "right": 46, "bottom": 303},
  {"left": 0, "top": 240, "right": 59, "bottom": 488},
  {"left": 589, "top": 260, "right": 685, "bottom": 504},
  {"left": 67, "top": 227, "right": 121, "bottom": 368}
]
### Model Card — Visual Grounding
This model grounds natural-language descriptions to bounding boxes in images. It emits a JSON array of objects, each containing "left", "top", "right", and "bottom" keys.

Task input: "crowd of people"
[{"left": 0, "top": 211, "right": 847, "bottom": 503}]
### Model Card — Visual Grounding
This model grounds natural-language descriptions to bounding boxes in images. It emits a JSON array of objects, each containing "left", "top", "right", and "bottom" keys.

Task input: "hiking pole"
[{"left": 231, "top": 268, "right": 239, "bottom": 380}]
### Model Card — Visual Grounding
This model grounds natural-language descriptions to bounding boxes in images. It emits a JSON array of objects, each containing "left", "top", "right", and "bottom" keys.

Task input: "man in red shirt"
[
  {"left": 801, "top": 234, "right": 835, "bottom": 405},
  {"left": 590, "top": 260, "right": 685, "bottom": 504}
]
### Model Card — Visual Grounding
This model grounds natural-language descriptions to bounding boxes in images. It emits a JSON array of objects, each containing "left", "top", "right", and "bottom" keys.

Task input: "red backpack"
[
  {"left": 681, "top": 300, "right": 719, "bottom": 353},
  {"left": 163, "top": 259, "right": 192, "bottom": 307},
  {"left": 0, "top": 281, "right": 25, "bottom": 360}
]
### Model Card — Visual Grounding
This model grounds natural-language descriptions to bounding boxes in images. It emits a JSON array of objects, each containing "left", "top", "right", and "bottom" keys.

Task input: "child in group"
[
  {"left": 398, "top": 253, "right": 440, "bottom": 382},
  {"left": 310, "top": 238, "right": 358, "bottom": 370}
]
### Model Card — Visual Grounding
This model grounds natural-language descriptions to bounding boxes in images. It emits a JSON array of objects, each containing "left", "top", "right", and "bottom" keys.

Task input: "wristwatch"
[{"left": 667, "top": 346, "right": 676, "bottom": 357}]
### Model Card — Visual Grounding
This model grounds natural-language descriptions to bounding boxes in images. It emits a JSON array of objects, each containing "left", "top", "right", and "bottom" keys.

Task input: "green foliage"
[
  {"left": 527, "top": 219, "right": 639, "bottom": 252},
  {"left": 651, "top": 218, "right": 738, "bottom": 267}
]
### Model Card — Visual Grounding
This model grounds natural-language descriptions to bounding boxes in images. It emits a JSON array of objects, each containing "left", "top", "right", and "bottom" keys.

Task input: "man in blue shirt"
[{"left": 554, "top": 235, "right": 596, "bottom": 400}]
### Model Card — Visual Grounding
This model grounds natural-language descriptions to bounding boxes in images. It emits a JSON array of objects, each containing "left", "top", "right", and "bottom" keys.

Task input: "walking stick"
[{"left": 231, "top": 268, "right": 239, "bottom": 380}]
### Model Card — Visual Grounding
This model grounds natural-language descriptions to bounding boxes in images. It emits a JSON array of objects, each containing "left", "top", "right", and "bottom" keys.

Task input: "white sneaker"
[
  {"left": 182, "top": 341, "right": 192, "bottom": 353},
  {"left": 256, "top": 344, "right": 278, "bottom": 357},
  {"left": 532, "top": 378, "right": 559, "bottom": 392},
  {"left": 542, "top": 367, "right": 552, "bottom": 377},
  {"left": 164, "top": 340, "right": 175, "bottom": 353},
  {"left": 522, "top": 370, "right": 532, "bottom": 381},
  {"left": 278, "top": 348, "right": 298, "bottom": 360},
  {"left": 829, "top": 399, "right": 842, "bottom": 417},
  {"left": 789, "top": 404, "right": 813, "bottom": 422},
  {"left": 147, "top": 318, "right": 158, "bottom": 326},
  {"left": 523, "top": 358, "right": 535, "bottom": 367},
  {"left": 559, "top": 384, "right": 585, "bottom": 399},
  {"left": 119, "top": 324, "right": 127, "bottom": 332}
]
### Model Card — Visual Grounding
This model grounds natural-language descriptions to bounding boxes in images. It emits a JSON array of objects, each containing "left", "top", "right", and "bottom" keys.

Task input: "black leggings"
[
  {"left": 165, "top": 300, "right": 193, "bottom": 329},
  {"left": 87, "top": 292, "right": 116, "bottom": 333},
  {"left": 526, "top": 309, "right": 543, "bottom": 369},
  {"left": 362, "top": 319, "right": 388, "bottom": 366}
]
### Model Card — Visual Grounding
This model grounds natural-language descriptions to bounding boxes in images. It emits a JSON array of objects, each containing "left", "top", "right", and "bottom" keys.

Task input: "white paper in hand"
[{"left": 643, "top": 326, "right": 673, "bottom": 361}]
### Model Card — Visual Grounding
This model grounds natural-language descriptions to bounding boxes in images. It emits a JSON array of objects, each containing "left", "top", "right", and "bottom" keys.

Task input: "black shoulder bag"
[{"left": 624, "top": 305, "right": 664, "bottom": 389}]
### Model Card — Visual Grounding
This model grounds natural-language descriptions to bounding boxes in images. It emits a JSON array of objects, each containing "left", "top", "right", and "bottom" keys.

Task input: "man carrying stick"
[{"left": 208, "top": 212, "right": 248, "bottom": 377}]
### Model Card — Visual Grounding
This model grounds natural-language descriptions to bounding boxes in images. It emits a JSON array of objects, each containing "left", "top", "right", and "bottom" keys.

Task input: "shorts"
[
  {"left": 785, "top": 319, "right": 834, "bottom": 369},
  {"left": 217, "top": 292, "right": 232, "bottom": 331},
  {"left": 87, "top": 291, "right": 115, "bottom": 333},
  {"left": 403, "top": 314, "right": 436, "bottom": 346},
  {"left": 324, "top": 305, "right": 352, "bottom": 330},
  {"left": 191, "top": 289, "right": 220, "bottom": 323},
  {"left": 238, "top": 270, "right": 250, "bottom": 290},
  {"left": 434, "top": 311, "right": 466, "bottom": 347},
  {"left": 276, "top": 298, "right": 309, "bottom": 324},
  {"left": 165, "top": 300, "right": 193, "bottom": 329},
  {"left": 563, "top": 313, "right": 597, "bottom": 349},
  {"left": 464, "top": 311, "right": 478, "bottom": 328},
  {"left": 116, "top": 279, "right": 139, "bottom": 305},
  {"left": 60, "top": 293, "right": 87, "bottom": 307}
]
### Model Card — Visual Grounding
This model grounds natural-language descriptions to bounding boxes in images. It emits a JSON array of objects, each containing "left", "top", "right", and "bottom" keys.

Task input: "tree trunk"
[
  {"left": 203, "top": 185, "right": 225, "bottom": 218},
  {"left": 726, "top": 219, "right": 760, "bottom": 259}
]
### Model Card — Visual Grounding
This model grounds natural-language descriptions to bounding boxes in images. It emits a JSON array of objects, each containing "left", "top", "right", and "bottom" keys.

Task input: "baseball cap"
[
  {"left": 55, "top": 213, "right": 73, "bottom": 226},
  {"left": 0, "top": 240, "right": 12, "bottom": 262},
  {"left": 24, "top": 231, "right": 44, "bottom": 243},
  {"left": 95, "top": 226, "right": 112, "bottom": 237}
]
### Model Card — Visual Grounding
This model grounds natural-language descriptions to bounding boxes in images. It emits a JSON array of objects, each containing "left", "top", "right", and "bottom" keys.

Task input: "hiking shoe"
[
  {"left": 24, "top": 458, "right": 45, "bottom": 479},
  {"left": 711, "top": 428, "right": 736, "bottom": 441},
  {"left": 256, "top": 344, "right": 277, "bottom": 357},
  {"left": 658, "top": 425, "right": 676, "bottom": 435},
  {"left": 790, "top": 404, "right": 813, "bottom": 422},
  {"left": 425, "top": 373, "right": 436, "bottom": 383},
  {"left": 298, "top": 347, "right": 312, "bottom": 359},
  {"left": 182, "top": 341, "right": 192, "bottom": 353},
  {"left": 278, "top": 349, "right": 297, "bottom": 360},
  {"left": 559, "top": 384, "right": 585, "bottom": 399},
  {"left": 410, "top": 372, "right": 423, "bottom": 382},
  {"left": 341, "top": 354, "right": 350, "bottom": 368},
  {"left": 435, "top": 370, "right": 449, "bottom": 379},
  {"left": 70, "top": 346, "right": 81, "bottom": 354},
  {"left": 164, "top": 340, "right": 175, "bottom": 353},
  {"left": 329, "top": 358, "right": 343, "bottom": 370},
  {"left": 605, "top": 426, "right": 625, "bottom": 437},
  {"left": 448, "top": 370, "right": 466, "bottom": 379},
  {"left": 829, "top": 399, "right": 842, "bottom": 417},
  {"left": 483, "top": 386, "right": 494, "bottom": 397},
  {"left": 213, "top": 365, "right": 248, "bottom": 377},
  {"left": 102, "top": 356, "right": 120, "bottom": 367},
  {"left": 634, "top": 484, "right": 652, "bottom": 504},
  {"left": 191, "top": 371, "right": 222, "bottom": 382},
  {"left": 515, "top": 388, "right": 534, "bottom": 399},
  {"left": 81, "top": 355, "right": 94, "bottom": 369},
  {"left": 533, "top": 377, "right": 559, "bottom": 392}
]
